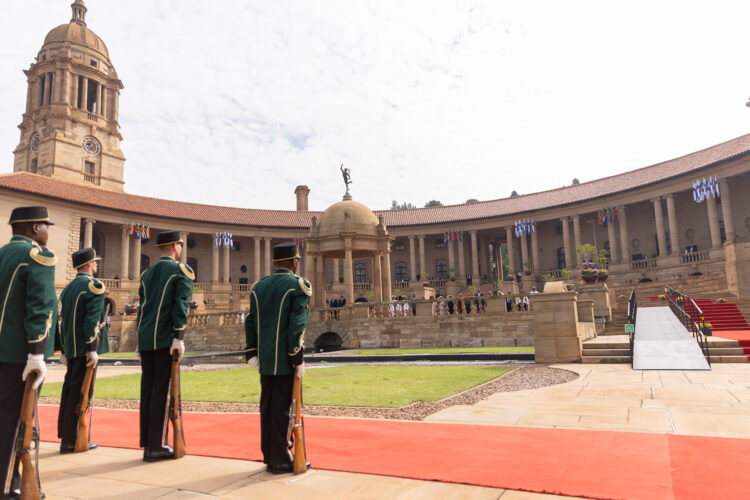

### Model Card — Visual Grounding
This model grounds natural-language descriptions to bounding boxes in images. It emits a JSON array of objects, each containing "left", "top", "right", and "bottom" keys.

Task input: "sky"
[{"left": 1, "top": 1, "right": 749, "bottom": 212}]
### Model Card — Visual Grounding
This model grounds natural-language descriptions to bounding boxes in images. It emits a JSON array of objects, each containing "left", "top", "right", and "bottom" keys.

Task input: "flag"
[{"left": 145, "top": 224, "right": 150, "bottom": 239}]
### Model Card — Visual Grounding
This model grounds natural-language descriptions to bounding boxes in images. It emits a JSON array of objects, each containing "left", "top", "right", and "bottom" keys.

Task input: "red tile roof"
[{"left": 2, "top": 133, "right": 748, "bottom": 229}]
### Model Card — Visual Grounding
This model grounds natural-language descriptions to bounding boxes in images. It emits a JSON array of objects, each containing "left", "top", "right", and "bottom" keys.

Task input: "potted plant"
[
  {"left": 523, "top": 262, "right": 531, "bottom": 276},
  {"left": 449, "top": 268, "right": 456, "bottom": 281},
  {"left": 699, "top": 320, "right": 712, "bottom": 336},
  {"left": 597, "top": 268, "right": 608, "bottom": 281},
  {"left": 579, "top": 267, "right": 599, "bottom": 283},
  {"left": 504, "top": 264, "right": 515, "bottom": 281}
]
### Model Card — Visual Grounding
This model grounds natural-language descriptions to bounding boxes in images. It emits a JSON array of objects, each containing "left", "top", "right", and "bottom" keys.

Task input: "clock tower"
[{"left": 13, "top": 0, "right": 125, "bottom": 191}]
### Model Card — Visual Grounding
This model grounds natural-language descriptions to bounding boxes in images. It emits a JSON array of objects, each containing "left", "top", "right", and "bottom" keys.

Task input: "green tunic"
[
  {"left": 59, "top": 272, "right": 110, "bottom": 359},
  {"left": 245, "top": 268, "right": 311, "bottom": 376},
  {"left": 0, "top": 235, "right": 57, "bottom": 363},
  {"left": 136, "top": 257, "right": 194, "bottom": 351}
]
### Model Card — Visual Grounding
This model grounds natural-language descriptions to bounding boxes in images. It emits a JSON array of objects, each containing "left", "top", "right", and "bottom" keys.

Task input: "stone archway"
[
  {"left": 313, "top": 332, "right": 344, "bottom": 352},
  {"left": 307, "top": 327, "right": 351, "bottom": 350}
]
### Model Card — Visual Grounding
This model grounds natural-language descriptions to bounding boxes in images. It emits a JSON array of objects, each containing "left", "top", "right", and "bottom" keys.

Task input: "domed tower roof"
[
  {"left": 43, "top": 1, "right": 109, "bottom": 60},
  {"left": 316, "top": 194, "right": 381, "bottom": 238}
]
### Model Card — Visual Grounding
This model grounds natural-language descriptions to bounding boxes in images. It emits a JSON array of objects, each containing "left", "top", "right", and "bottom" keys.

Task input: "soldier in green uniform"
[
  {"left": 136, "top": 230, "right": 194, "bottom": 462},
  {"left": 57, "top": 247, "right": 110, "bottom": 454},
  {"left": 245, "top": 242, "right": 310, "bottom": 474},
  {"left": 0, "top": 206, "right": 57, "bottom": 497}
]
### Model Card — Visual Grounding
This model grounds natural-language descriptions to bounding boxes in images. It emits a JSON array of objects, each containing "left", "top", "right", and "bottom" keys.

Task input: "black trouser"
[
  {"left": 259, "top": 374, "right": 294, "bottom": 466},
  {"left": 139, "top": 348, "right": 171, "bottom": 450},
  {"left": 58, "top": 357, "right": 94, "bottom": 446},
  {"left": 0, "top": 362, "right": 25, "bottom": 495}
]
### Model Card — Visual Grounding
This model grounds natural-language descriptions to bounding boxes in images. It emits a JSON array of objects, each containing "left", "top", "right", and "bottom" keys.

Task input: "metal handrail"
[
  {"left": 664, "top": 286, "right": 711, "bottom": 367},
  {"left": 627, "top": 288, "right": 636, "bottom": 367}
]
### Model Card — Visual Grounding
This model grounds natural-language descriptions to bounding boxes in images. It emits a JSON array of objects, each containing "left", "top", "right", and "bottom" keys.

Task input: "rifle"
[
  {"left": 12, "top": 374, "right": 41, "bottom": 500},
  {"left": 289, "top": 375, "right": 308, "bottom": 474},
  {"left": 169, "top": 351, "right": 186, "bottom": 459}
]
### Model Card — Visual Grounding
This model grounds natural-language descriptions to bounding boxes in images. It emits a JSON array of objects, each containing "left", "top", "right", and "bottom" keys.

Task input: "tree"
[
  {"left": 510, "top": 190, "right": 519, "bottom": 197},
  {"left": 465, "top": 198, "right": 479, "bottom": 203},
  {"left": 424, "top": 200, "right": 443, "bottom": 207},
  {"left": 572, "top": 178, "right": 580, "bottom": 185},
  {"left": 391, "top": 200, "right": 416, "bottom": 210}
]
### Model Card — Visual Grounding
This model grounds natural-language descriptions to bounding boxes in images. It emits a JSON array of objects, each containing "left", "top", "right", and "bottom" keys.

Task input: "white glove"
[
  {"left": 295, "top": 362, "right": 305, "bottom": 379},
  {"left": 86, "top": 351, "right": 99, "bottom": 368},
  {"left": 170, "top": 339, "right": 185, "bottom": 362},
  {"left": 135, "top": 348, "right": 141, "bottom": 361},
  {"left": 22, "top": 354, "right": 46, "bottom": 390},
  {"left": 60, "top": 355, "right": 67, "bottom": 366},
  {"left": 247, "top": 356, "right": 259, "bottom": 371}
]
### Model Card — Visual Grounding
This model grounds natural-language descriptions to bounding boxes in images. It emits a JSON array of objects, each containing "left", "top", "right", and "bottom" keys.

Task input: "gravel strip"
[{"left": 39, "top": 364, "right": 577, "bottom": 421}]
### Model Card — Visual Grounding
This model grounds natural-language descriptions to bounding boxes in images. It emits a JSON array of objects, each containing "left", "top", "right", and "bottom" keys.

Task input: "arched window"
[
  {"left": 435, "top": 259, "right": 447, "bottom": 280},
  {"left": 354, "top": 263, "right": 366, "bottom": 283},
  {"left": 187, "top": 258, "right": 198, "bottom": 281},
  {"left": 395, "top": 262, "right": 407, "bottom": 282},
  {"left": 557, "top": 248, "right": 566, "bottom": 269}
]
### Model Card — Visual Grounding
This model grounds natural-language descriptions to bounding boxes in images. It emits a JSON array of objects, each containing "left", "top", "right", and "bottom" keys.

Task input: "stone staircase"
[{"left": 581, "top": 335, "right": 749, "bottom": 364}]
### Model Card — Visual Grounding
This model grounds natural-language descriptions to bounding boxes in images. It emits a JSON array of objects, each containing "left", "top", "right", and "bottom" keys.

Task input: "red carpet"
[
  {"left": 692, "top": 299, "right": 750, "bottom": 331},
  {"left": 38, "top": 405, "right": 750, "bottom": 500}
]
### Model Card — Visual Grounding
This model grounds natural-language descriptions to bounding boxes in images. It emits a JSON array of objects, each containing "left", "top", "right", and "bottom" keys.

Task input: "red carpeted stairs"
[{"left": 692, "top": 299, "right": 750, "bottom": 331}]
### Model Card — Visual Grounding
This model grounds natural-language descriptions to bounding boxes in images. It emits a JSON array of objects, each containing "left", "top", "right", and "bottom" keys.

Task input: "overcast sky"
[{"left": 1, "top": 1, "right": 749, "bottom": 211}]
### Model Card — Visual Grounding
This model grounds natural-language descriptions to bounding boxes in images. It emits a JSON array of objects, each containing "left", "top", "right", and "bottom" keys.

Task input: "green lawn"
[
  {"left": 99, "top": 351, "right": 204, "bottom": 358},
  {"left": 41, "top": 365, "right": 514, "bottom": 407},
  {"left": 346, "top": 346, "right": 534, "bottom": 355}
]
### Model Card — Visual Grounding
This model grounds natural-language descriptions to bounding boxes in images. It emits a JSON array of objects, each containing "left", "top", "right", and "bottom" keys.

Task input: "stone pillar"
[
  {"left": 222, "top": 244, "right": 230, "bottom": 283},
  {"left": 619, "top": 206, "right": 630, "bottom": 263},
  {"left": 264, "top": 238, "right": 272, "bottom": 275},
  {"left": 25, "top": 78, "right": 32, "bottom": 114},
  {"left": 572, "top": 216, "right": 582, "bottom": 266},
  {"left": 706, "top": 195, "right": 722, "bottom": 248},
  {"left": 131, "top": 237, "right": 141, "bottom": 280},
  {"left": 81, "top": 77, "right": 88, "bottom": 111},
  {"left": 418, "top": 235, "right": 426, "bottom": 280},
  {"left": 179, "top": 232, "right": 188, "bottom": 264},
  {"left": 471, "top": 231, "right": 480, "bottom": 278},
  {"left": 382, "top": 251, "right": 392, "bottom": 300},
  {"left": 43, "top": 74, "right": 51, "bottom": 105},
  {"left": 54, "top": 67, "right": 63, "bottom": 103},
  {"left": 447, "top": 239, "right": 455, "bottom": 279},
  {"left": 520, "top": 233, "right": 530, "bottom": 273},
  {"left": 332, "top": 258, "right": 339, "bottom": 284},
  {"left": 212, "top": 242, "right": 220, "bottom": 282},
  {"left": 606, "top": 218, "right": 619, "bottom": 262},
  {"left": 294, "top": 185, "right": 310, "bottom": 211},
  {"left": 254, "top": 237, "right": 261, "bottom": 282},
  {"left": 561, "top": 218, "right": 573, "bottom": 269},
  {"left": 481, "top": 235, "right": 490, "bottom": 278},
  {"left": 344, "top": 239, "right": 354, "bottom": 305},
  {"left": 71, "top": 74, "right": 78, "bottom": 108},
  {"left": 120, "top": 225, "right": 129, "bottom": 280},
  {"left": 653, "top": 197, "right": 667, "bottom": 256},
  {"left": 315, "top": 254, "right": 325, "bottom": 307},
  {"left": 457, "top": 236, "right": 466, "bottom": 282},
  {"left": 373, "top": 254, "right": 382, "bottom": 302},
  {"left": 101, "top": 85, "right": 107, "bottom": 119},
  {"left": 530, "top": 228, "right": 540, "bottom": 272},
  {"left": 719, "top": 179, "right": 736, "bottom": 242},
  {"left": 504, "top": 227, "right": 515, "bottom": 275},
  {"left": 96, "top": 81, "right": 103, "bottom": 115},
  {"left": 83, "top": 218, "right": 94, "bottom": 249},
  {"left": 665, "top": 194, "right": 680, "bottom": 255},
  {"left": 408, "top": 236, "right": 417, "bottom": 282}
]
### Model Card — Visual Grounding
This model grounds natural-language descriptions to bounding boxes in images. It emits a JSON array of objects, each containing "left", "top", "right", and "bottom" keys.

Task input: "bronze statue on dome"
[{"left": 340, "top": 164, "right": 352, "bottom": 194}]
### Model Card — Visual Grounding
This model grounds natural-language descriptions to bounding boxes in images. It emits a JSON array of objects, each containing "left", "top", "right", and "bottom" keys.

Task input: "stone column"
[
  {"left": 481, "top": 235, "right": 490, "bottom": 278},
  {"left": 25, "top": 78, "right": 32, "bottom": 114},
  {"left": 619, "top": 206, "right": 631, "bottom": 263},
  {"left": 222, "top": 244, "right": 230, "bottom": 283},
  {"left": 530, "top": 228, "right": 540, "bottom": 272},
  {"left": 665, "top": 194, "right": 680, "bottom": 255},
  {"left": 408, "top": 236, "right": 417, "bottom": 282},
  {"left": 101, "top": 85, "right": 108, "bottom": 119},
  {"left": 520, "top": 232, "right": 530, "bottom": 273},
  {"left": 447, "top": 239, "right": 455, "bottom": 279},
  {"left": 470, "top": 231, "right": 480, "bottom": 278},
  {"left": 264, "top": 238, "right": 272, "bottom": 275},
  {"left": 706, "top": 195, "right": 722, "bottom": 248},
  {"left": 719, "top": 179, "right": 736, "bottom": 242},
  {"left": 457, "top": 236, "right": 466, "bottom": 282},
  {"left": 344, "top": 239, "right": 354, "bottom": 305},
  {"left": 120, "top": 225, "right": 129, "bottom": 280},
  {"left": 606, "top": 218, "right": 619, "bottom": 262},
  {"left": 131, "top": 237, "right": 141, "bottom": 280},
  {"left": 43, "top": 74, "right": 51, "bottom": 105},
  {"left": 212, "top": 242, "right": 220, "bottom": 282},
  {"left": 81, "top": 77, "right": 88, "bottom": 111},
  {"left": 71, "top": 74, "right": 78, "bottom": 108},
  {"left": 179, "top": 232, "right": 188, "bottom": 264},
  {"left": 561, "top": 218, "right": 573, "bottom": 269},
  {"left": 96, "top": 82, "right": 103, "bottom": 115},
  {"left": 653, "top": 197, "right": 667, "bottom": 256},
  {"left": 373, "top": 254, "right": 382, "bottom": 302},
  {"left": 572, "top": 216, "right": 582, "bottom": 266},
  {"left": 254, "top": 237, "right": 261, "bottom": 282},
  {"left": 382, "top": 251, "right": 392, "bottom": 300},
  {"left": 418, "top": 235, "right": 426, "bottom": 280},
  {"left": 315, "top": 254, "right": 325, "bottom": 307},
  {"left": 54, "top": 67, "right": 63, "bottom": 103},
  {"left": 83, "top": 218, "right": 94, "bottom": 249},
  {"left": 332, "top": 258, "right": 339, "bottom": 284},
  {"left": 504, "top": 227, "right": 515, "bottom": 275}
]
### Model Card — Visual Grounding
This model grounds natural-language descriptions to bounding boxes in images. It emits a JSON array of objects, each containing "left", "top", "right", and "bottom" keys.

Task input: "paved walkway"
[
  {"left": 426, "top": 363, "right": 750, "bottom": 438},
  {"left": 633, "top": 307, "right": 709, "bottom": 370}
]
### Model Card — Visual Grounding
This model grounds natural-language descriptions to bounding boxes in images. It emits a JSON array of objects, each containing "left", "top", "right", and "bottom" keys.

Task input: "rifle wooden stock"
[
  {"left": 74, "top": 365, "right": 95, "bottom": 453},
  {"left": 18, "top": 374, "right": 40, "bottom": 500},
  {"left": 169, "top": 352, "right": 186, "bottom": 459},
  {"left": 291, "top": 375, "right": 307, "bottom": 475}
]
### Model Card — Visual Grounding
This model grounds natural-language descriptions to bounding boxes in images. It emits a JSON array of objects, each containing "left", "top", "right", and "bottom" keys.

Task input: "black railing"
[
  {"left": 627, "top": 288, "right": 637, "bottom": 367},
  {"left": 665, "top": 286, "right": 711, "bottom": 367}
]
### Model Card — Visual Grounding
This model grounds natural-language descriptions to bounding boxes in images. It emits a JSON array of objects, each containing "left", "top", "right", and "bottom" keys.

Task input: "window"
[
  {"left": 84, "top": 161, "right": 95, "bottom": 174},
  {"left": 354, "top": 263, "right": 366, "bottom": 283},
  {"left": 393, "top": 242, "right": 405, "bottom": 251},
  {"left": 557, "top": 247, "right": 566, "bottom": 269},
  {"left": 90, "top": 59, "right": 98, "bottom": 67},
  {"left": 187, "top": 258, "right": 198, "bottom": 281},
  {"left": 395, "top": 262, "right": 407, "bottom": 281},
  {"left": 555, "top": 225, "right": 563, "bottom": 235},
  {"left": 435, "top": 239, "right": 445, "bottom": 248},
  {"left": 435, "top": 259, "right": 447, "bottom": 279},
  {"left": 29, "top": 159, "right": 37, "bottom": 174}
]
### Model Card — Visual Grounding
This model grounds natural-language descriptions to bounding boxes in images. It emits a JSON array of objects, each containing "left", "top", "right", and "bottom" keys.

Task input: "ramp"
[{"left": 633, "top": 307, "right": 710, "bottom": 370}]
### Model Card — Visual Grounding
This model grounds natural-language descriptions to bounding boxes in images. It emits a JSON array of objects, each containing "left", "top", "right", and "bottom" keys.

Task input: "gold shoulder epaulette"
[
  {"left": 298, "top": 277, "right": 311, "bottom": 296},
  {"left": 30, "top": 247, "right": 57, "bottom": 267},
  {"left": 179, "top": 263, "right": 195, "bottom": 280},
  {"left": 88, "top": 278, "right": 105, "bottom": 295}
]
